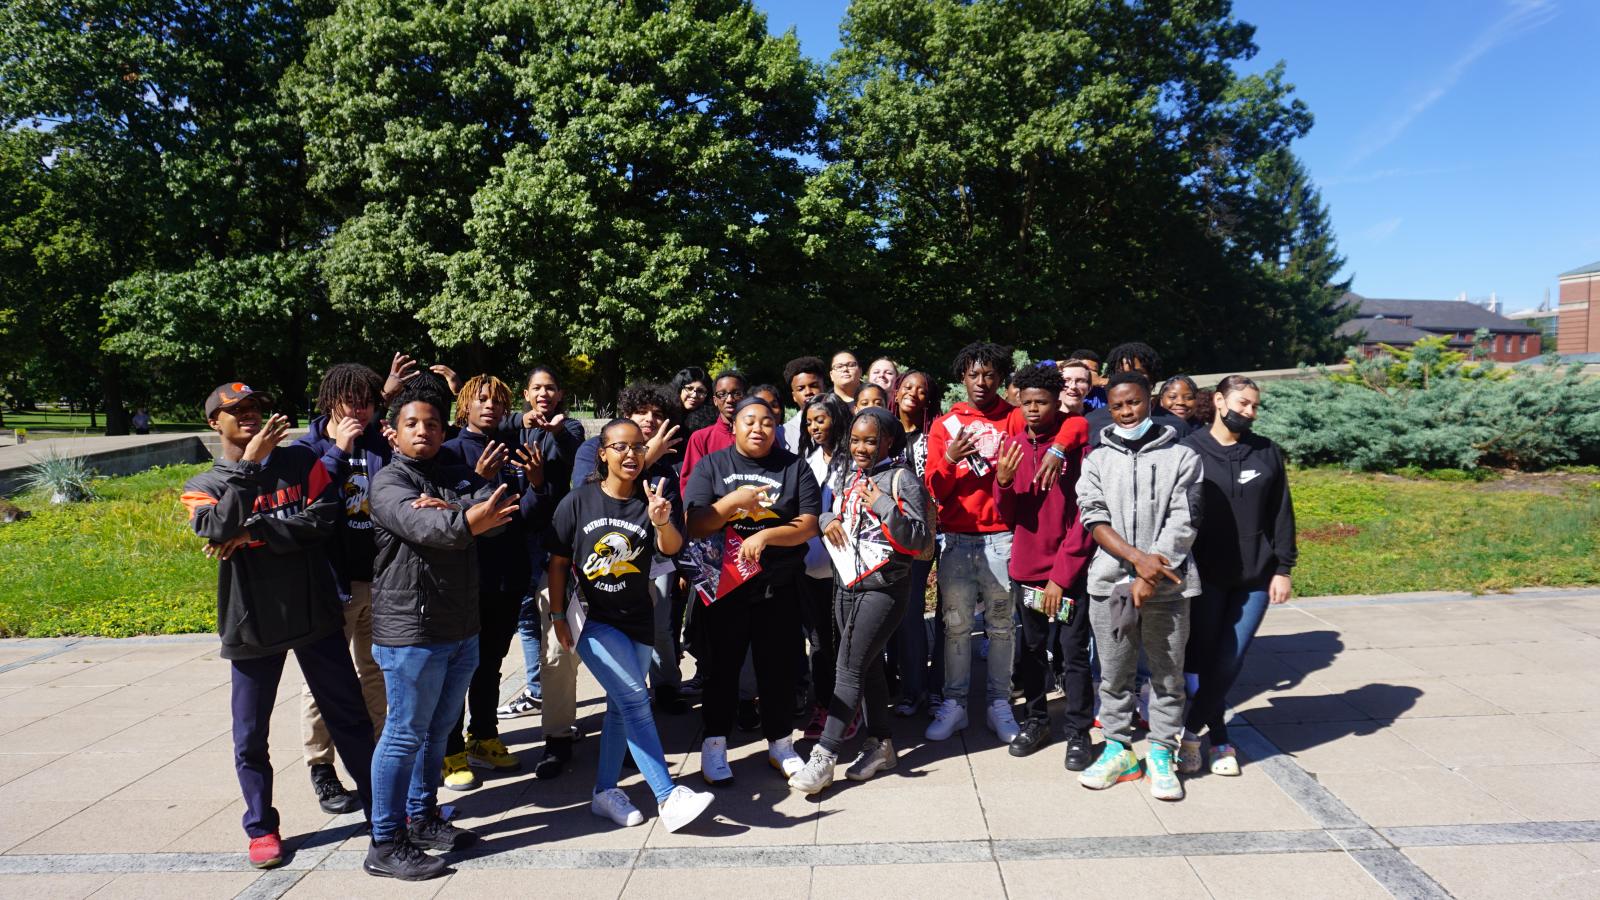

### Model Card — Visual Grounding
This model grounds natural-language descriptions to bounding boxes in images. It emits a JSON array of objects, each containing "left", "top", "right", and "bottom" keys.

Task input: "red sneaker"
[{"left": 248, "top": 831, "right": 283, "bottom": 869}]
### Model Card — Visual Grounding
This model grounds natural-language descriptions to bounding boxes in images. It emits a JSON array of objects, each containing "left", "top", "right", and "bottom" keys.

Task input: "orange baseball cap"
[{"left": 204, "top": 382, "right": 273, "bottom": 419}]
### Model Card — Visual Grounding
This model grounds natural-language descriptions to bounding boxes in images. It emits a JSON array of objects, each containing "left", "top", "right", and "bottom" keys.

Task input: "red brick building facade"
[
  {"left": 1336, "top": 293, "right": 1542, "bottom": 363},
  {"left": 1557, "top": 261, "right": 1600, "bottom": 355}
]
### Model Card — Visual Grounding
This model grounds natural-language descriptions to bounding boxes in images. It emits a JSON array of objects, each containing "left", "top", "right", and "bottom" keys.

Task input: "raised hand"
[
  {"left": 645, "top": 423, "right": 683, "bottom": 467},
  {"left": 383, "top": 352, "right": 419, "bottom": 400},
  {"left": 856, "top": 475, "right": 884, "bottom": 507},
  {"left": 474, "top": 441, "right": 509, "bottom": 480},
  {"left": 242, "top": 414, "right": 291, "bottom": 463},
  {"left": 643, "top": 477, "right": 673, "bottom": 527},
  {"left": 380, "top": 422, "right": 399, "bottom": 451},
  {"left": 994, "top": 441, "right": 1024, "bottom": 487},
  {"left": 466, "top": 484, "right": 520, "bottom": 535},
  {"left": 332, "top": 415, "right": 364, "bottom": 454},
  {"left": 430, "top": 364, "right": 460, "bottom": 394},
  {"left": 509, "top": 441, "right": 544, "bottom": 487},
  {"left": 727, "top": 484, "right": 775, "bottom": 514},
  {"left": 944, "top": 424, "right": 978, "bottom": 464}
]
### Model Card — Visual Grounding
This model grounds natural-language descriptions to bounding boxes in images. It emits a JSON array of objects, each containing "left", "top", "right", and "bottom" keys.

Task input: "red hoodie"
[
  {"left": 926, "top": 399, "right": 1079, "bottom": 534},
  {"left": 995, "top": 415, "right": 1092, "bottom": 587}
]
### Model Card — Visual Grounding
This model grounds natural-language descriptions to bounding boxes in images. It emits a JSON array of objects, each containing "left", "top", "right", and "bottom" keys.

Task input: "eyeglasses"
[
  {"left": 831, "top": 362, "right": 859, "bottom": 371},
  {"left": 603, "top": 441, "right": 649, "bottom": 455},
  {"left": 682, "top": 386, "right": 708, "bottom": 396},
  {"left": 713, "top": 389, "right": 745, "bottom": 400}
]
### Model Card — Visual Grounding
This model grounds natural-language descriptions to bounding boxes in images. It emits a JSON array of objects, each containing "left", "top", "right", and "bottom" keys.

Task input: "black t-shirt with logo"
[
  {"left": 547, "top": 481, "right": 682, "bottom": 646},
  {"left": 684, "top": 445, "right": 821, "bottom": 579}
]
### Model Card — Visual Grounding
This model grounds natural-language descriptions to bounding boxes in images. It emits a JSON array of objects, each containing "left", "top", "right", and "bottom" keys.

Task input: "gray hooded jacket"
[{"left": 1076, "top": 423, "right": 1204, "bottom": 600}]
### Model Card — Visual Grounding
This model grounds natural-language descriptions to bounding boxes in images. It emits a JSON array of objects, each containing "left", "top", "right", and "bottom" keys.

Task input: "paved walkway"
[{"left": 3, "top": 588, "right": 1600, "bottom": 899}]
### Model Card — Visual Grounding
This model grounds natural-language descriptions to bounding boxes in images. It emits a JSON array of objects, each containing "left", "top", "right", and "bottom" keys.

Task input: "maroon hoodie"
[{"left": 994, "top": 415, "right": 1093, "bottom": 588}]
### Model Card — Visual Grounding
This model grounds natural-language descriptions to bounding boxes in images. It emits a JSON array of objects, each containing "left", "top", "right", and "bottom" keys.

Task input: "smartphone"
[{"left": 1021, "top": 585, "right": 1075, "bottom": 624}]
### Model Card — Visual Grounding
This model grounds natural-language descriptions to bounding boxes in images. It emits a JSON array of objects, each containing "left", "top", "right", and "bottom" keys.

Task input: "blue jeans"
[
  {"left": 370, "top": 637, "right": 479, "bottom": 842},
  {"left": 1183, "top": 581, "right": 1271, "bottom": 745},
  {"left": 517, "top": 592, "right": 543, "bottom": 700},
  {"left": 894, "top": 556, "right": 935, "bottom": 706},
  {"left": 938, "top": 531, "right": 1014, "bottom": 705},
  {"left": 576, "top": 621, "right": 676, "bottom": 803}
]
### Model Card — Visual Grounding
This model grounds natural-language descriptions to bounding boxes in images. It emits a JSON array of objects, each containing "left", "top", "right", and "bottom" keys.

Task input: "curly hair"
[
  {"left": 315, "top": 363, "right": 384, "bottom": 417},
  {"left": 453, "top": 374, "right": 512, "bottom": 425},
  {"left": 617, "top": 382, "right": 672, "bottom": 418},
  {"left": 387, "top": 382, "right": 449, "bottom": 427},
  {"left": 781, "top": 356, "right": 826, "bottom": 388},
  {"left": 1106, "top": 342, "right": 1162, "bottom": 380},
  {"left": 1105, "top": 370, "right": 1151, "bottom": 398},
  {"left": 951, "top": 341, "right": 1013, "bottom": 382},
  {"left": 1010, "top": 361, "right": 1065, "bottom": 397}
]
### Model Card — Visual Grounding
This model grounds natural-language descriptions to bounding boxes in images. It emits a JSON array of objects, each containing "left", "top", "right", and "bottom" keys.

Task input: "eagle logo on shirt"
[
  {"left": 581, "top": 532, "right": 644, "bottom": 580},
  {"left": 726, "top": 505, "right": 779, "bottom": 523}
]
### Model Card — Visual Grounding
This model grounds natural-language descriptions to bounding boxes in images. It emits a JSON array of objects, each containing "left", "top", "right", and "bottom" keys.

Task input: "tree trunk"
[{"left": 100, "top": 355, "right": 127, "bottom": 435}]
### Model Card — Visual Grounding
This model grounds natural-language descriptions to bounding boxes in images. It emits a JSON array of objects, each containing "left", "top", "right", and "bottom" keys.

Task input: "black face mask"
[{"left": 1221, "top": 409, "right": 1254, "bottom": 434}]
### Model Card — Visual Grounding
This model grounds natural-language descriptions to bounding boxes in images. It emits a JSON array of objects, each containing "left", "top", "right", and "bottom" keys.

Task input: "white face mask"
[{"left": 1111, "top": 417, "right": 1153, "bottom": 441}]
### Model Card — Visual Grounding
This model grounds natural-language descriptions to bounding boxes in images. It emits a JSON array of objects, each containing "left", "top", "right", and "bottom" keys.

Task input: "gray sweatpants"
[{"left": 1089, "top": 594, "right": 1191, "bottom": 751}]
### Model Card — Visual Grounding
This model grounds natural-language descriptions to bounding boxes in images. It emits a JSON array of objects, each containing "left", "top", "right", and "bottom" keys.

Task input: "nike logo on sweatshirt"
[{"left": 1239, "top": 470, "right": 1260, "bottom": 484}]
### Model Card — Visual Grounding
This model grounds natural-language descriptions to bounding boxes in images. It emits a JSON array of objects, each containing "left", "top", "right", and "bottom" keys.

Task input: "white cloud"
[
  {"left": 1345, "top": 0, "right": 1557, "bottom": 168},
  {"left": 1359, "top": 217, "right": 1403, "bottom": 241}
]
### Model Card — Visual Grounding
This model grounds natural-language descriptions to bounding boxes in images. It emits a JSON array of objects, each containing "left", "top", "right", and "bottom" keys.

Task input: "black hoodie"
[{"left": 1182, "top": 427, "right": 1297, "bottom": 589}]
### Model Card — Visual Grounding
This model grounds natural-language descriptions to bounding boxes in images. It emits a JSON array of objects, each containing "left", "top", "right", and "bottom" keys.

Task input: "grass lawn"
[
  {"left": 1, "top": 464, "right": 1596, "bottom": 638},
  {"left": 3, "top": 408, "right": 204, "bottom": 438}
]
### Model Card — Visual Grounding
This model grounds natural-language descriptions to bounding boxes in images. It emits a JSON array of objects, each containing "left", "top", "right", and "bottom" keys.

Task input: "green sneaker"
[
  {"left": 1147, "top": 744, "right": 1184, "bottom": 801},
  {"left": 1077, "top": 740, "right": 1142, "bottom": 790}
]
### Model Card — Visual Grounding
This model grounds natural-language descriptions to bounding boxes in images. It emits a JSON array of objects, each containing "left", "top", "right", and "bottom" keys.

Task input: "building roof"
[
  {"left": 1559, "top": 260, "right": 1600, "bottom": 278},
  {"left": 1334, "top": 318, "right": 1447, "bottom": 345},
  {"left": 1338, "top": 293, "right": 1540, "bottom": 336}
]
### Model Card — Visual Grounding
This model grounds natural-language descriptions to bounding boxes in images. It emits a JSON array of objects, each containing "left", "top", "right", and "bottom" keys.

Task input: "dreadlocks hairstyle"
[
  {"left": 799, "top": 392, "right": 853, "bottom": 461},
  {"left": 1011, "top": 361, "right": 1065, "bottom": 397},
  {"left": 890, "top": 370, "right": 939, "bottom": 434},
  {"left": 951, "top": 341, "right": 1013, "bottom": 383},
  {"left": 315, "top": 363, "right": 384, "bottom": 417},
  {"left": 453, "top": 374, "right": 513, "bottom": 426},
  {"left": 617, "top": 382, "right": 672, "bottom": 418},
  {"left": 407, "top": 369, "right": 454, "bottom": 411},
  {"left": 1105, "top": 370, "right": 1152, "bottom": 399},
  {"left": 387, "top": 381, "right": 449, "bottom": 428},
  {"left": 781, "top": 356, "right": 826, "bottom": 388},
  {"left": 1105, "top": 342, "right": 1162, "bottom": 381}
]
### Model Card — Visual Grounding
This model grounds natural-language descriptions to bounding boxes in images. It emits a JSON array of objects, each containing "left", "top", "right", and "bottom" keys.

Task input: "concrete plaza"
[{"left": 2, "top": 587, "right": 1599, "bottom": 899}]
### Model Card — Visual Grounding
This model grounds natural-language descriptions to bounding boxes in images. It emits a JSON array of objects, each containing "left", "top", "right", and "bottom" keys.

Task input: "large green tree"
[
  {"left": 289, "top": 0, "right": 822, "bottom": 398},
  {"left": 0, "top": 0, "right": 335, "bottom": 428},
  {"left": 813, "top": 0, "right": 1344, "bottom": 374}
]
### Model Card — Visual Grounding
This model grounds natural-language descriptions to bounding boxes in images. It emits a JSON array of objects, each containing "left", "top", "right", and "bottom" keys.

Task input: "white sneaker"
[
  {"left": 924, "top": 698, "right": 968, "bottom": 741},
  {"left": 986, "top": 700, "right": 1020, "bottom": 744},
  {"left": 701, "top": 736, "right": 733, "bottom": 785},
  {"left": 659, "top": 784, "right": 713, "bottom": 833},
  {"left": 590, "top": 787, "right": 643, "bottom": 827},
  {"left": 767, "top": 735, "right": 804, "bottom": 778}
]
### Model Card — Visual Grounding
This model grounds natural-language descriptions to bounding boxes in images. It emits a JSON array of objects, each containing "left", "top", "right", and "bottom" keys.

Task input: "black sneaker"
[
  {"left": 1008, "top": 719, "right": 1052, "bottom": 758},
  {"left": 364, "top": 836, "right": 446, "bottom": 881},
  {"left": 736, "top": 699, "right": 762, "bottom": 732},
  {"left": 1063, "top": 730, "right": 1093, "bottom": 772},
  {"left": 310, "top": 763, "right": 359, "bottom": 815},
  {"left": 407, "top": 812, "right": 475, "bottom": 852},
  {"left": 534, "top": 735, "right": 572, "bottom": 780}
]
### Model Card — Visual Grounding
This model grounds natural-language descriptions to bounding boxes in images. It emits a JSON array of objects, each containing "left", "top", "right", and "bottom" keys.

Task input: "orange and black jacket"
[{"left": 181, "top": 447, "right": 345, "bottom": 660}]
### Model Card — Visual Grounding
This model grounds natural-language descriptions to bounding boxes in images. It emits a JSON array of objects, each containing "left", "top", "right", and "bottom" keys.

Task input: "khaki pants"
[
  {"left": 302, "top": 581, "right": 386, "bottom": 765},
  {"left": 538, "top": 585, "right": 578, "bottom": 736}
]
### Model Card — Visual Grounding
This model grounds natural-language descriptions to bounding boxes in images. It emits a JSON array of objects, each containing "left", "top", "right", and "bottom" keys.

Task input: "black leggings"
[
  {"left": 701, "top": 578, "right": 801, "bottom": 741},
  {"left": 798, "top": 574, "right": 836, "bottom": 707},
  {"left": 819, "top": 581, "right": 911, "bottom": 755},
  {"left": 448, "top": 587, "right": 521, "bottom": 752}
]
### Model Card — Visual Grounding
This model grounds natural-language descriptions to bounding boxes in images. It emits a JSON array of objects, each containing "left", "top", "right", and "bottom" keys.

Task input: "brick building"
[
  {"left": 1335, "top": 293, "right": 1542, "bottom": 363},
  {"left": 1557, "top": 260, "right": 1600, "bottom": 355}
]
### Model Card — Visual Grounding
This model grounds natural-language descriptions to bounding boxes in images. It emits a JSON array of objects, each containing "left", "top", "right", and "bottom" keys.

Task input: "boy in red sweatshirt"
[
  {"left": 994, "top": 363, "right": 1095, "bottom": 771},
  {"left": 923, "top": 343, "right": 1077, "bottom": 743}
]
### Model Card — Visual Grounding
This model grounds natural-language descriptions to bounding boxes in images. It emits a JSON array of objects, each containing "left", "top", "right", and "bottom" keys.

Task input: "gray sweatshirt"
[{"left": 1076, "top": 423, "right": 1204, "bottom": 599}]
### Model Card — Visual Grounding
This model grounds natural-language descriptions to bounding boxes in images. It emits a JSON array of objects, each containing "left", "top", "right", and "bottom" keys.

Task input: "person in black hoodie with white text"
[
  {"left": 182, "top": 383, "right": 375, "bottom": 871},
  {"left": 1179, "top": 375, "right": 1297, "bottom": 778}
]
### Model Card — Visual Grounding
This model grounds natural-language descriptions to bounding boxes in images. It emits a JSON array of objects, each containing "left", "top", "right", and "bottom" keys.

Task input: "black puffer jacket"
[{"left": 369, "top": 454, "right": 500, "bottom": 647}]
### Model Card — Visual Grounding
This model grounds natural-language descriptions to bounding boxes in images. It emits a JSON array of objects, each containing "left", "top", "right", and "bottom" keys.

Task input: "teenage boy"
[
  {"left": 677, "top": 370, "right": 748, "bottom": 494},
  {"left": 364, "top": 385, "right": 521, "bottom": 880},
  {"left": 993, "top": 364, "right": 1094, "bottom": 770},
  {"left": 1083, "top": 343, "right": 1192, "bottom": 447},
  {"left": 182, "top": 383, "right": 375, "bottom": 870},
  {"left": 295, "top": 363, "right": 392, "bottom": 815},
  {"left": 1075, "top": 372, "right": 1202, "bottom": 802},
  {"left": 1068, "top": 348, "right": 1107, "bottom": 411},
  {"left": 829, "top": 351, "right": 862, "bottom": 405},
  {"left": 782, "top": 357, "right": 827, "bottom": 453},
  {"left": 1058, "top": 359, "right": 1094, "bottom": 417},
  {"left": 924, "top": 343, "right": 1079, "bottom": 744}
]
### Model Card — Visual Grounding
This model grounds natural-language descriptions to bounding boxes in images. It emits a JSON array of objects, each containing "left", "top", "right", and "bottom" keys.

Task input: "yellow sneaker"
[
  {"left": 467, "top": 735, "right": 521, "bottom": 771},
  {"left": 442, "top": 751, "right": 479, "bottom": 790}
]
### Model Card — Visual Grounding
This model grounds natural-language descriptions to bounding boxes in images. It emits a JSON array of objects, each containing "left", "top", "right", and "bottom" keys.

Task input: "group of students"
[{"left": 183, "top": 339, "right": 1296, "bottom": 881}]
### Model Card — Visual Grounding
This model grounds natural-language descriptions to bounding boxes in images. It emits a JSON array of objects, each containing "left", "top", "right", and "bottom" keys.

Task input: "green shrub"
[
  {"left": 17, "top": 450, "right": 98, "bottom": 502},
  {"left": 1258, "top": 362, "right": 1600, "bottom": 472}
]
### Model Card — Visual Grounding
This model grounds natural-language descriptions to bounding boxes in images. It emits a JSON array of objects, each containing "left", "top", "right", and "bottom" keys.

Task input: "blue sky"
[{"left": 755, "top": 0, "right": 1600, "bottom": 314}]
